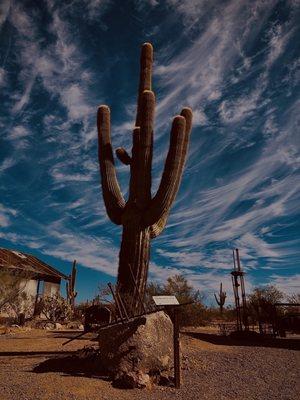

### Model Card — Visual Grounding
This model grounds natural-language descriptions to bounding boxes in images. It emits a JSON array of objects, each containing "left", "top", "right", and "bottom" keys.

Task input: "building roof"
[{"left": 0, "top": 248, "right": 68, "bottom": 281}]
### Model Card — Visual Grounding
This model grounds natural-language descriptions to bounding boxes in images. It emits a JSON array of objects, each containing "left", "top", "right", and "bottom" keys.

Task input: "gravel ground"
[{"left": 0, "top": 328, "right": 299, "bottom": 400}]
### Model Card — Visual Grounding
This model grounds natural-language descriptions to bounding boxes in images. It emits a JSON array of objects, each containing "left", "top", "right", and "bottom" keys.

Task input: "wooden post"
[{"left": 173, "top": 306, "right": 181, "bottom": 388}]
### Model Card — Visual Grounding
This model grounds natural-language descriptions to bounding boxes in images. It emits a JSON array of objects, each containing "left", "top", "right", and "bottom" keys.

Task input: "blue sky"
[{"left": 0, "top": 0, "right": 299, "bottom": 304}]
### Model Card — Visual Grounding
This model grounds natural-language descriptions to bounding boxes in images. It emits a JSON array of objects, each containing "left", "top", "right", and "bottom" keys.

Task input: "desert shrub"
[
  {"left": 73, "top": 302, "right": 91, "bottom": 321},
  {"left": 0, "top": 270, "right": 34, "bottom": 323},
  {"left": 248, "top": 285, "right": 285, "bottom": 324},
  {"left": 8, "top": 291, "right": 34, "bottom": 320},
  {"left": 40, "top": 293, "right": 72, "bottom": 323},
  {"left": 145, "top": 274, "right": 205, "bottom": 327},
  {"left": 287, "top": 293, "right": 300, "bottom": 304}
]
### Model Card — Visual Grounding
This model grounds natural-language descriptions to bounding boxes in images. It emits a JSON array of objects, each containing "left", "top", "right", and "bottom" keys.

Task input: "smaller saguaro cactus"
[
  {"left": 214, "top": 282, "right": 226, "bottom": 314},
  {"left": 66, "top": 260, "right": 77, "bottom": 310}
]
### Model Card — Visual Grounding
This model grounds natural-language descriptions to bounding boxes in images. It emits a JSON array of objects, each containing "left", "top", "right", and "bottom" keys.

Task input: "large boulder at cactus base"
[{"left": 97, "top": 310, "right": 174, "bottom": 388}]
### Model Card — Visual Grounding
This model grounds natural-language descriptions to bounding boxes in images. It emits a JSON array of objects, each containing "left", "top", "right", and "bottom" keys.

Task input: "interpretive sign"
[{"left": 152, "top": 295, "right": 179, "bottom": 306}]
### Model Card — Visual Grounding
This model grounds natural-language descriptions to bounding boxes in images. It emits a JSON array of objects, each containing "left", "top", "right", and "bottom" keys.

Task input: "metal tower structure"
[{"left": 231, "top": 248, "right": 249, "bottom": 331}]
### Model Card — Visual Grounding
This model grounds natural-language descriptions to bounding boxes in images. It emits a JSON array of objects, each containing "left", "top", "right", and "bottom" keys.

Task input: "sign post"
[
  {"left": 173, "top": 306, "right": 180, "bottom": 388},
  {"left": 152, "top": 295, "right": 181, "bottom": 388}
]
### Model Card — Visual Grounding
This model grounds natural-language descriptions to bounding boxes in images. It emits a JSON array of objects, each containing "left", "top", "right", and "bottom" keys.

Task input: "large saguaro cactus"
[{"left": 97, "top": 43, "right": 192, "bottom": 311}]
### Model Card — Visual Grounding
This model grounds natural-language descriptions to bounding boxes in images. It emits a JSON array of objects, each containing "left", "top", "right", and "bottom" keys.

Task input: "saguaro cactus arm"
[
  {"left": 97, "top": 105, "right": 125, "bottom": 225},
  {"left": 214, "top": 293, "right": 221, "bottom": 305},
  {"left": 116, "top": 148, "right": 132, "bottom": 165},
  {"left": 129, "top": 127, "right": 141, "bottom": 203},
  {"left": 135, "top": 90, "right": 155, "bottom": 207},
  {"left": 144, "top": 108, "right": 192, "bottom": 228},
  {"left": 136, "top": 43, "right": 153, "bottom": 127}
]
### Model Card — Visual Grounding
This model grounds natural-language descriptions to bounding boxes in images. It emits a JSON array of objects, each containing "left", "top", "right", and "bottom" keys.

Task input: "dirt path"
[{"left": 0, "top": 328, "right": 299, "bottom": 400}]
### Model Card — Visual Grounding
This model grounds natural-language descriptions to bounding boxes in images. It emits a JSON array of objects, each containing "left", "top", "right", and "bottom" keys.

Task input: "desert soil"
[{"left": 0, "top": 327, "right": 299, "bottom": 400}]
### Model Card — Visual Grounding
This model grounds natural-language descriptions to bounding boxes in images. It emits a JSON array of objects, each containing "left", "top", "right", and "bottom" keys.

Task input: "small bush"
[
  {"left": 146, "top": 275, "right": 206, "bottom": 327},
  {"left": 40, "top": 294, "right": 72, "bottom": 323}
]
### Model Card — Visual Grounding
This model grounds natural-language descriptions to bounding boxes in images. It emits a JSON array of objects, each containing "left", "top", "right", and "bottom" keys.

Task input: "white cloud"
[
  {"left": 263, "top": 113, "right": 278, "bottom": 136},
  {"left": 7, "top": 4, "right": 95, "bottom": 125},
  {"left": 0, "top": 204, "right": 17, "bottom": 228},
  {"left": 8, "top": 125, "right": 29, "bottom": 140},
  {"left": 5, "top": 125, "right": 30, "bottom": 150},
  {"left": 149, "top": 263, "right": 254, "bottom": 303},
  {"left": 61, "top": 84, "right": 92, "bottom": 120},
  {"left": 265, "top": 24, "right": 293, "bottom": 69},
  {"left": 269, "top": 274, "right": 300, "bottom": 296},
  {"left": 0, "top": 220, "right": 118, "bottom": 277},
  {"left": 1, "top": 0, "right": 298, "bottom": 298},
  {"left": 0, "top": 67, "right": 6, "bottom": 87},
  {"left": 45, "top": 229, "right": 118, "bottom": 276},
  {"left": 51, "top": 169, "right": 93, "bottom": 183},
  {"left": 219, "top": 70, "right": 271, "bottom": 124},
  {"left": 156, "top": 99, "right": 300, "bottom": 273},
  {"left": 218, "top": 19, "right": 294, "bottom": 125},
  {"left": 236, "top": 233, "right": 280, "bottom": 259},
  {"left": 165, "top": 0, "right": 215, "bottom": 29},
  {"left": 12, "top": 75, "right": 36, "bottom": 114},
  {"left": 0, "top": 157, "right": 16, "bottom": 172},
  {"left": 219, "top": 86, "right": 263, "bottom": 124},
  {"left": 193, "top": 108, "right": 208, "bottom": 126},
  {"left": 155, "top": 247, "right": 234, "bottom": 271},
  {"left": 82, "top": 0, "right": 111, "bottom": 20},
  {"left": 0, "top": 0, "right": 11, "bottom": 28},
  {"left": 0, "top": 213, "right": 10, "bottom": 227},
  {"left": 153, "top": 0, "right": 277, "bottom": 132}
]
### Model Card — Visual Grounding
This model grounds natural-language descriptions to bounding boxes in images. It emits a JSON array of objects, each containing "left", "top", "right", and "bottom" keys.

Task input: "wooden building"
[{"left": 0, "top": 248, "right": 68, "bottom": 311}]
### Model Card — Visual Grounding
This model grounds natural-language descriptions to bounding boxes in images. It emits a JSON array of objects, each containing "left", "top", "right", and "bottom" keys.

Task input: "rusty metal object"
[
  {"left": 84, "top": 304, "right": 112, "bottom": 332},
  {"left": 107, "top": 282, "right": 126, "bottom": 323},
  {"left": 128, "top": 263, "right": 147, "bottom": 314},
  {"left": 231, "top": 249, "right": 249, "bottom": 331}
]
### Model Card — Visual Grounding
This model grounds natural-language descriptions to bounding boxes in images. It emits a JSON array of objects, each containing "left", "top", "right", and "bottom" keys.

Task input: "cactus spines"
[
  {"left": 214, "top": 282, "right": 226, "bottom": 314},
  {"left": 66, "top": 260, "right": 77, "bottom": 310},
  {"left": 97, "top": 43, "right": 193, "bottom": 312}
]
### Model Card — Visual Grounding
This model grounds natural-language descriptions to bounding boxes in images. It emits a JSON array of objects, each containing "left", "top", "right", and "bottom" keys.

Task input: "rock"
[
  {"left": 158, "top": 372, "right": 174, "bottom": 387},
  {"left": 114, "top": 371, "right": 152, "bottom": 389},
  {"left": 55, "top": 323, "right": 63, "bottom": 330},
  {"left": 98, "top": 311, "right": 173, "bottom": 388},
  {"left": 43, "top": 322, "right": 55, "bottom": 330},
  {"left": 66, "top": 321, "right": 85, "bottom": 330}
]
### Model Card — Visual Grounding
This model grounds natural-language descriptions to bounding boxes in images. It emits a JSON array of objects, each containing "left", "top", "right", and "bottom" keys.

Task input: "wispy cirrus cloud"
[
  {"left": 0, "top": 0, "right": 299, "bottom": 303},
  {"left": 0, "top": 204, "right": 17, "bottom": 228},
  {"left": 269, "top": 274, "right": 300, "bottom": 296},
  {"left": 0, "top": 0, "right": 11, "bottom": 28},
  {"left": 0, "top": 218, "right": 118, "bottom": 276},
  {"left": 265, "top": 22, "right": 294, "bottom": 69},
  {"left": 154, "top": 0, "right": 276, "bottom": 120}
]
